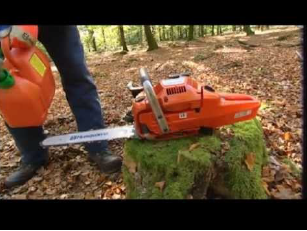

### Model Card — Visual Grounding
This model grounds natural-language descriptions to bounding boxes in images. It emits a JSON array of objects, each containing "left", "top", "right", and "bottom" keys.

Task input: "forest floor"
[{"left": 0, "top": 26, "right": 303, "bottom": 199}]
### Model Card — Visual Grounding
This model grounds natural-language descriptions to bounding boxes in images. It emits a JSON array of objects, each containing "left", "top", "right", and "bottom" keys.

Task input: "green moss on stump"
[
  {"left": 123, "top": 118, "right": 268, "bottom": 199},
  {"left": 224, "top": 119, "right": 268, "bottom": 199}
]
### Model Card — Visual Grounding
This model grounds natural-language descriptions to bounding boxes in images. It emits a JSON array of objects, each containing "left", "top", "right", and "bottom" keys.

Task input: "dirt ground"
[{"left": 0, "top": 26, "right": 303, "bottom": 199}]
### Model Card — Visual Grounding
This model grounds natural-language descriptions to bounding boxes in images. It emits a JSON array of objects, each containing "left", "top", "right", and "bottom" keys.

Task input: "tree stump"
[{"left": 123, "top": 119, "right": 268, "bottom": 199}]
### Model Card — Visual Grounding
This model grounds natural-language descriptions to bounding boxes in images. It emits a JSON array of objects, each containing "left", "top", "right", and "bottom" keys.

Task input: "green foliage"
[{"left": 77, "top": 25, "right": 246, "bottom": 53}]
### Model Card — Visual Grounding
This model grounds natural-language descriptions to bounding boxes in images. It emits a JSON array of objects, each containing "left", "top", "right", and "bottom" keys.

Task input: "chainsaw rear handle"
[
  {"left": 127, "top": 81, "right": 144, "bottom": 98},
  {"left": 139, "top": 68, "right": 169, "bottom": 134}
]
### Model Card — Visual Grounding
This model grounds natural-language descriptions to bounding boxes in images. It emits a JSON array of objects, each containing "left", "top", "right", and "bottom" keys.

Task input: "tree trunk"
[
  {"left": 92, "top": 36, "right": 97, "bottom": 52},
  {"left": 101, "top": 27, "right": 107, "bottom": 50},
  {"left": 151, "top": 26, "right": 156, "bottom": 39},
  {"left": 162, "top": 26, "right": 166, "bottom": 41},
  {"left": 170, "top": 26, "right": 174, "bottom": 41},
  {"left": 139, "top": 26, "right": 143, "bottom": 44},
  {"left": 188, "top": 25, "right": 194, "bottom": 41},
  {"left": 86, "top": 40, "right": 91, "bottom": 52},
  {"left": 178, "top": 26, "right": 183, "bottom": 39},
  {"left": 118, "top": 25, "right": 129, "bottom": 52},
  {"left": 199, "top": 25, "right": 204, "bottom": 37},
  {"left": 211, "top": 25, "right": 215, "bottom": 36},
  {"left": 184, "top": 26, "right": 188, "bottom": 39},
  {"left": 158, "top": 26, "right": 162, "bottom": 41},
  {"left": 204, "top": 26, "right": 207, "bottom": 35},
  {"left": 144, "top": 25, "right": 159, "bottom": 51},
  {"left": 239, "top": 25, "right": 243, "bottom": 31},
  {"left": 217, "top": 26, "right": 220, "bottom": 35},
  {"left": 243, "top": 25, "right": 255, "bottom": 36},
  {"left": 219, "top": 26, "right": 222, "bottom": 35},
  {"left": 232, "top": 25, "right": 236, "bottom": 32},
  {"left": 87, "top": 28, "right": 97, "bottom": 52},
  {"left": 123, "top": 119, "right": 268, "bottom": 199}
]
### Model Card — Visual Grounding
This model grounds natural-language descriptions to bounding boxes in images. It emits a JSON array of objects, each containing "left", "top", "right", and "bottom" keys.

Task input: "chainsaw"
[{"left": 41, "top": 68, "right": 260, "bottom": 147}]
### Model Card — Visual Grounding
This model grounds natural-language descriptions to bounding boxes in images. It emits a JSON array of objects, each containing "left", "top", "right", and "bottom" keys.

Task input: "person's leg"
[
  {"left": 38, "top": 26, "right": 121, "bottom": 173},
  {"left": 4, "top": 125, "right": 48, "bottom": 188},
  {"left": 38, "top": 26, "right": 106, "bottom": 154}
]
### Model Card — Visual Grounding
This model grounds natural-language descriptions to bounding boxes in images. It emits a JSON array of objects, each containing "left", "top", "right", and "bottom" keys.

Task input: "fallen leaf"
[
  {"left": 189, "top": 143, "right": 200, "bottom": 151},
  {"left": 124, "top": 157, "right": 137, "bottom": 173},
  {"left": 261, "top": 181, "right": 271, "bottom": 196},
  {"left": 84, "top": 181, "right": 91, "bottom": 185},
  {"left": 85, "top": 193, "right": 94, "bottom": 199},
  {"left": 155, "top": 181, "right": 166, "bottom": 192},
  {"left": 97, "top": 175, "right": 107, "bottom": 184},
  {"left": 112, "top": 193, "right": 121, "bottom": 199},
  {"left": 12, "top": 194, "right": 27, "bottom": 200},
  {"left": 187, "top": 194, "right": 193, "bottom": 199},
  {"left": 262, "top": 166, "right": 270, "bottom": 177},
  {"left": 245, "top": 152, "right": 256, "bottom": 171},
  {"left": 60, "top": 194, "right": 68, "bottom": 199},
  {"left": 105, "top": 181, "right": 112, "bottom": 186},
  {"left": 28, "top": 186, "right": 37, "bottom": 192},
  {"left": 284, "top": 132, "right": 291, "bottom": 141},
  {"left": 272, "top": 187, "right": 296, "bottom": 199},
  {"left": 262, "top": 176, "right": 275, "bottom": 183}
]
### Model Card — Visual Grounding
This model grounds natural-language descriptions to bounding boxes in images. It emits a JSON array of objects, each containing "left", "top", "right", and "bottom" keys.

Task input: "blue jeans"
[{"left": 6, "top": 26, "right": 108, "bottom": 166}]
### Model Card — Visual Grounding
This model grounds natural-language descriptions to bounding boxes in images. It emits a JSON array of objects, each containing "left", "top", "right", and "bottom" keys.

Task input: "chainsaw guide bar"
[{"left": 41, "top": 125, "right": 136, "bottom": 147}]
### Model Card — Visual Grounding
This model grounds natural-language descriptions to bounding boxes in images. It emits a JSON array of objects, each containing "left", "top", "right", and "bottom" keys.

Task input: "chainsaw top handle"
[
  {"left": 140, "top": 67, "right": 152, "bottom": 85},
  {"left": 139, "top": 68, "right": 169, "bottom": 134}
]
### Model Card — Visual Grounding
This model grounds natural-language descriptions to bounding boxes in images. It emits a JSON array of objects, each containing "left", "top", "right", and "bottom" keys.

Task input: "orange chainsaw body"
[{"left": 132, "top": 76, "right": 260, "bottom": 139}]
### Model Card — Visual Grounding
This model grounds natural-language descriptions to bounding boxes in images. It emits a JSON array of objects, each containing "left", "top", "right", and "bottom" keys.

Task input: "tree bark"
[
  {"left": 232, "top": 25, "right": 236, "bottom": 32},
  {"left": 184, "top": 26, "right": 188, "bottom": 39},
  {"left": 139, "top": 26, "right": 143, "bottom": 44},
  {"left": 217, "top": 26, "right": 220, "bottom": 35},
  {"left": 199, "top": 25, "right": 204, "bottom": 37},
  {"left": 144, "top": 25, "right": 159, "bottom": 51},
  {"left": 158, "top": 26, "right": 162, "bottom": 41},
  {"left": 118, "top": 25, "right": 129, "bottom": 52},
  {"left": 178, "top": 26, "right": 183, "bottom": 39},
  {"left": 101, "top": 27, "right": 107, "bottom": 50},
  {"left": 243, "top": 25, "right": 255, "bottom": 36},
  {"left": 219, "top": 26, "right": 222, "bottom": 35},
  {"left": 188, "top": 25, "right": 194, "bottom": 41},
  {"left": 211, "top": 25, "right": 215, "bottom": 36},
  {"left": 170, "top": 26, "right": 174, "bottom": 41},
  {"left": 87, "top": 28, "right": 97, "bottom": 52},
  {"left": 162, "top": 26, "right": 166, "bottom": 41}
]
